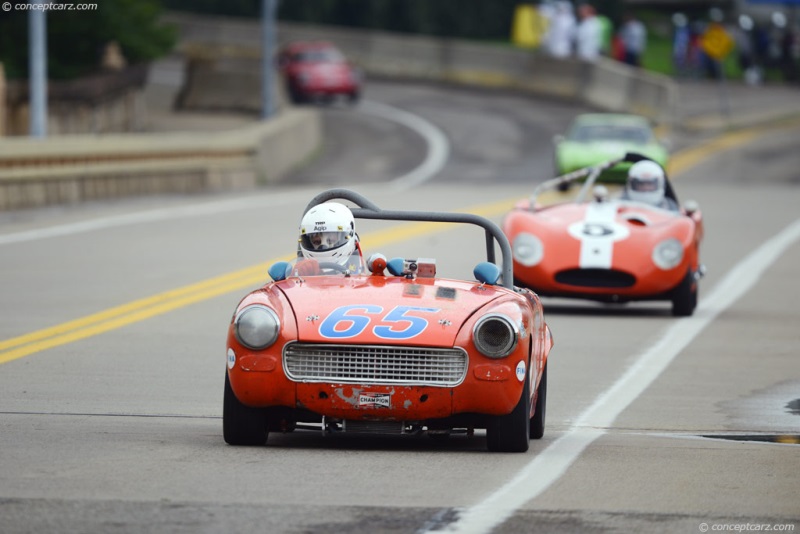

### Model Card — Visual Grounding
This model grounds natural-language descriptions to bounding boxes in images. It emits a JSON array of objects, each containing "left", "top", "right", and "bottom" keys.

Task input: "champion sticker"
[
  {"left": 359, "top": 392, "right": 391, "bottom": 408},
  {"left": 227, "top": 348, "right": 236, "bottom": 370},
  {"left": 515, "top": 361, "right": 526, "bottom": 382}
]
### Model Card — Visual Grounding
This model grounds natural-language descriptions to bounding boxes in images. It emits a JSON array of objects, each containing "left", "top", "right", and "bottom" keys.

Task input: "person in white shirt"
[
  {"left": 543, "top": 1, "right": 576, "bottom": 58},
  {"left": 575, "top": 3, "right": 602, "bottom": 61},
  {"left": 619, "top": 12, "right": 647, "bottom": 67}
]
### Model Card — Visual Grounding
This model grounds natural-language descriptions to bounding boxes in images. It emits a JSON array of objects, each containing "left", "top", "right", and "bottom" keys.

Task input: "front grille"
[
  {"left": 283, "top": 342, "right": 467, "bottom": 386},
  {"left": 555, "top": 268, "right": 636, "bottom": 288},
  {"left": 342, "top": 420, "right": 406, "bottom": 434}
]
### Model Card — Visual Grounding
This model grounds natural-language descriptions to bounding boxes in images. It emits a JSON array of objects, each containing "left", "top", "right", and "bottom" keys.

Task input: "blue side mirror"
[
  {"left": 386, "top": 257, "right": 405, "bottom": 276},
  {"left": 474, "top": 262, "right": 501, "bottom": 285},
  {"left": 268, "top": 261, "right": 291, "bottom": 282}
]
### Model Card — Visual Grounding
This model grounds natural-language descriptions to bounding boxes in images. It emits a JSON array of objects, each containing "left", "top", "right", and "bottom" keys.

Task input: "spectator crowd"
[{"left": 536, "top": 1, "right": 799, "bottom": 84}]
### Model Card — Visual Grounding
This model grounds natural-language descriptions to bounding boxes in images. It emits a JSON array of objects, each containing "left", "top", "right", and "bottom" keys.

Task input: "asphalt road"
[{"left": 1, "top": 81, "right": 798, "bottom": 534}]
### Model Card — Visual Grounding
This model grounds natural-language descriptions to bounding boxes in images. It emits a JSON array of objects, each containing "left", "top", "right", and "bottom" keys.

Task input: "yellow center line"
[
  {"left": 1, "top": 120, "right": 795, "bottom": 365},
  {"left": 0, "top": 201, "right": 513, "bottom": 366}
]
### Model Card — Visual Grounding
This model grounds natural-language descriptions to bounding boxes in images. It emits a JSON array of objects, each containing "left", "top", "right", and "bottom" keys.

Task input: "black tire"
[
  {"left": 223, "top": 371, "right": 268, "bottom": 446},
  {"left": 287, "top": 84, "right": 305, "bottom": 105},
  {"left": 671, "top": 269, "right": 697, "bottom": 317},
  {"left": 486, "top": 368, "right": 530, "bottom": 452},
  {"left": 530, "top": 362, "right": 547, "bottom": 439}
]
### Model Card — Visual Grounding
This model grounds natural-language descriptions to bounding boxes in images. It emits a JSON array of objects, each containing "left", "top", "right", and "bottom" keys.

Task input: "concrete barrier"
[
  {"left": 0, "top": 11, "right": 677, "bottom": 211},
  {"left": 3, "top": 65, "right": 150, "bottom": 136},
  {"left": 0, "top": 107, "right": 321, "bottom": 210},
  {"left": 167, "top": 12, "right": 677, "bottom": 125}
]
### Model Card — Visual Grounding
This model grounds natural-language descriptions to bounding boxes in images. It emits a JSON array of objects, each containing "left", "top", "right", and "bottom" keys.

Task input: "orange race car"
[
  {"left": 503, "top": 153, "right": 705, "bottom": 316},
  {"left": 224, "top": 189, "right": 553, "bottom": 452}
]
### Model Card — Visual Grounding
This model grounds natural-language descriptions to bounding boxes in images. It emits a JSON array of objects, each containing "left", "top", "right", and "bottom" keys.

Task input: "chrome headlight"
[
  {"left": 513, "top": 232, "right": 544, "bottom": 267},
  {"left": 473, "top": 314, "right": 518, "bottom": 359},
  {"left": 652, "top": 238, "right": 684, "bottom": 270},
  {"left": 234, "top": 306, "right": 280, "bottom": 350}
]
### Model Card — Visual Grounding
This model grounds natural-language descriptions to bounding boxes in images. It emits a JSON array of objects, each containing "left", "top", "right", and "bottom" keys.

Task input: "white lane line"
[
  {"left": 437, "top": 217, "right": 800, "bottom": 534},
  {"left": 0, "top": 190, "right": 318, "bottom": 245},
  {"left": 1, "top": 102, "right": 448, "bottom": 245},
  {"left": 358, "top": 100, "right": 450, "bottom": 191}
]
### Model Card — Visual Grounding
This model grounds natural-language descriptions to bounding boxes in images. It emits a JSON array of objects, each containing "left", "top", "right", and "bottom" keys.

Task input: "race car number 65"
[{"left": 319, "top": 305, "right": 440, "bottom": 340}]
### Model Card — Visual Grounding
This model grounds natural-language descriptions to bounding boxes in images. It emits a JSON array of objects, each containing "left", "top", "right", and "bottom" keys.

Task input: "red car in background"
[{"left": 278, "top": 41, "right": 362, "bottom": 104}]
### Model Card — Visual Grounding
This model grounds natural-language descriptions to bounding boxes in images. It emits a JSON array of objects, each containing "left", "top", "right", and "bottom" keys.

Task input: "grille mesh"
[
  {"left": 283, "top": 343, "right": 467, "bottom": 386},
  {"left": 555, "top": 268, "right": 636, "bottom": 288}
]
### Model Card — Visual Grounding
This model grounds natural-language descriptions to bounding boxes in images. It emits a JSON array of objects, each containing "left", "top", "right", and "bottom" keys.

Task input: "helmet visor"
[
  {"left": 630, "top": 176, "right": 660, "bottom": 192},
  {"left": 300, "top": 231, "right": 349, "bottom": 252}
]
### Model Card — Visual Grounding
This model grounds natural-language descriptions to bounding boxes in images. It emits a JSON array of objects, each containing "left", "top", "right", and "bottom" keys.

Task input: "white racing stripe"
[
  {"left": 435, "top": 217, "right": 800, "bottom": 534},
  {"left": 567, "top": 201, "right": 629, "bottom": 269}
]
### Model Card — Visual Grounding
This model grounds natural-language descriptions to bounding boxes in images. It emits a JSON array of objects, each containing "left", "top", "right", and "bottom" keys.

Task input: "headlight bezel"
[
  {"left": 234, "top": 305, "right": 281, "bottom": 350},
  {"left": 512, "top": 232, "right": 544, "bottom": 267},
  {"left": 472, "top": 313, "right": 519, "bottom": 359},
  {"left": 652, "top": 238, "right": 684, "bottom": 270}
]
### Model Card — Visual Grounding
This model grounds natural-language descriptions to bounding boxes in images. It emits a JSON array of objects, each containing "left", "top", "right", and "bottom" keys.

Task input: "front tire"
[
  {"left": 530, "top": 363, "right": 547, "bottom": 439},
  {"left": 671, "top": 269, "right": 698, "bottom": 317},
  {"left": 486, "top": 368, "right": 530, "bottom": 452},
  {"left": 223, "top": 371, "right": 268, "bottom": 446}
]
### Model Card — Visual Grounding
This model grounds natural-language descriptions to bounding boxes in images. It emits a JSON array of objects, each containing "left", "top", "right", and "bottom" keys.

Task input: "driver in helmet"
[
  {"left": 296, "top": 202, "right": 364, "bottom": 275},
  {"left": 624, "top": 160, "right": 678, "bottom": 211}
]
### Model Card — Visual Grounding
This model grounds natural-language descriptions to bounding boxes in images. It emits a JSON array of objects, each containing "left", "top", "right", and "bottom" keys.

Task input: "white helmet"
[
  {"left": 626, "top": 160, "right": 666, "bottom": 206},
  {"left": 298, "top": 202, "right": 357, "bottom": 265}
]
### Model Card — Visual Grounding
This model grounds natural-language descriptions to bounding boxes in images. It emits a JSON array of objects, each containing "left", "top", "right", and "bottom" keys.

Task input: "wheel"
[
  {"left": 671, "top": 269, "right": 697, "bottom": 317},
  {"left": 530, "top": 362, "right": 547, "bottom": 439},
  {"left": 287, "top": 84, "right": 305, "bottom": 105},
  {"left": 486, "top": 367, "right": 530, "bottom": 452},
  {"left": 223, "top": 371, "right": 268, "bottom": 446},
  {"left": 348, "top": 91, "right": 360, "bottom": 105}
]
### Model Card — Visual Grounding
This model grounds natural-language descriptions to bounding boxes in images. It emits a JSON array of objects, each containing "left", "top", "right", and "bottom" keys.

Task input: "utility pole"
[
  {"left": 29, "top": 0, "right": 48, "bottom": 137},
  {"left": 261, "top": 0, "right": 278, "bottom": 119}
]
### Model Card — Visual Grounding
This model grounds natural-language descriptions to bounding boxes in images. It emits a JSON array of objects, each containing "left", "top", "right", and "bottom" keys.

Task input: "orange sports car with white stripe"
[{"left": 503, "top": 153, "right": 705, "bottom": 316}]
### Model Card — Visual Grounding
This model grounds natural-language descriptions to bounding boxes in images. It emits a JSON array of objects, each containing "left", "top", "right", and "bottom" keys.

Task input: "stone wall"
[{"left": 2, "top": 64, "right": 148, "bottom": 136}]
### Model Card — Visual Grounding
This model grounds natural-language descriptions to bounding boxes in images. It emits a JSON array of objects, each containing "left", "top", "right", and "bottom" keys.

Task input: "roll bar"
[{"left": 302, "top": 189, "right": 515, "bottom": 290}]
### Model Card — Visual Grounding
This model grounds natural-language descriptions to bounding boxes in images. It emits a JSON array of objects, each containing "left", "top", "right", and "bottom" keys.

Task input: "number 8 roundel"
[{"left": 318, "top": 305, "right": 439, "bottom": 340}]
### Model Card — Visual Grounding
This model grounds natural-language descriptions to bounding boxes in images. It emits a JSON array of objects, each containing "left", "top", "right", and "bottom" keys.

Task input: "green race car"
[{"left": 553, "top": 113, "right": 669, "bottom": 185}]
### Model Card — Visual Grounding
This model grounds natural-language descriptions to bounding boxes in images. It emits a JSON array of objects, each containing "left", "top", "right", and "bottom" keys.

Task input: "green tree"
[
  {"left": 164, "top": 0, "right": 526, "bottom": 40},
  {"left": 0, "top": 0, "right": 176, "bottom": 80}
]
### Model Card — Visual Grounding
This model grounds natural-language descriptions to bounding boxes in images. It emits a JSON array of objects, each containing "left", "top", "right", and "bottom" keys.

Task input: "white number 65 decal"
[{"left": 318, "top": 305, "right": 440, "bottom": 340}]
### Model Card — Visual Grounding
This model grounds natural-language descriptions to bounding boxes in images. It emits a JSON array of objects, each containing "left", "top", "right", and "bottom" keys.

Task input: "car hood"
[
  {"left": 272, "top": 275, "right": 505, "bottom": 346},
  {"left": 506, "top": 199, "right": 694, "bottom": 270},
  {"left": 292, "top": 62, "right": 352, "bottom": 77},
  {"left": 558, "top": 141, "right": 667, "bottom": 166}
]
